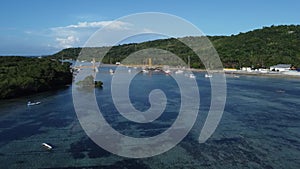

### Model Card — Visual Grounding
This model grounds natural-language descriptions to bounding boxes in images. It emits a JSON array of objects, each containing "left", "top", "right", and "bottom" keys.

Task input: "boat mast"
[{"left": 188, "top": 55, "right": 190, "bottom": 69}]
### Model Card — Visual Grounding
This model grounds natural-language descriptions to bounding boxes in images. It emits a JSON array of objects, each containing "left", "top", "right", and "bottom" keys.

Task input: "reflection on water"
[{"left": 0, "top": 66, "right": 300, "bottom": 168}]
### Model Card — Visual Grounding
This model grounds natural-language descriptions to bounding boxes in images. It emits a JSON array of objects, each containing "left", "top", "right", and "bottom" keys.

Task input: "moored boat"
[
  {"left": 175, "top": 70, "right": 184, "bottom": 74},
  {"left": 42, "top": 143, "right": 52, "bottom": 150},
  {"left": 109, "top": 69, "right": 114, "bottom": 74},
  {"left": 205, "top": 74, "right": 212, "bottom": 78},
  {"left": 27, "top": 101, "right": 41, "bottom": 106},
  {"left": 189, "top": 74, "right": 196, "bottom": 79},
  {"left": 164, "top": 69, "right": 171, "bottom": 74}
]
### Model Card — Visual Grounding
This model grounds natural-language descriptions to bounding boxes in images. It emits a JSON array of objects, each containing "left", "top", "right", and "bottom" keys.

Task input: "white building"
[
  {"left": 258, "top": 68, "right": 269, "bottom": 73},
  {"left": 270, "top": 64, "right": 291, "bottom": 72},
  {"left": 241, "top": 67, "right": 252, "bottom": 72}
]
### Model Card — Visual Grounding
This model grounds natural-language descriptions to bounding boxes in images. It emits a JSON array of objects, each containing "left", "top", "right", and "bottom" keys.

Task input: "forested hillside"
[
  {"left": 49, "top": 25, "right": 300, "bottom": 68},
  {"left": 0, "top": 57, "right": 72, "bottom": 99},
  {"left": 212, "top": 25, "right": 300, "bottom": 68}
]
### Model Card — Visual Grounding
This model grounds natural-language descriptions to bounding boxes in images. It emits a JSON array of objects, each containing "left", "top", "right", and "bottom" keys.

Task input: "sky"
[{"left": 0, "top": 0, "right": 299, "bottom": 55}]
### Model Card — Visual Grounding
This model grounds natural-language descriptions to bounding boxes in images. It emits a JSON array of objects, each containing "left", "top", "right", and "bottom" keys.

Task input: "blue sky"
[{"left": 0, "top": 0, "right": 299, "bottom": 55}]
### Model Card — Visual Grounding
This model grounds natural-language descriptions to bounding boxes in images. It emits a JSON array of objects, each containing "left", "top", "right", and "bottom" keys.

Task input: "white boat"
[
  {"left": 175, "top": 70, "right": 184, "bottom": 74},
  {"left": 42, "top": 143, "right": 52, "bottom": 150},
  {"left": 142, "top": 69, "right": 149, "bottom": 73},
  {"left": 109, "top": 69, "right": 114, "bottom": 74},
  {"left": 205, "top": 74, "right": 213, "bottom": 78},
  {"left": 164, "top": 70, "right": 171, "bottom": 74},
  {"left": 189, "top": 74, "right": 196, "bottom": 79},
  {"left": 27, "top": 101, "right": 41, "bottom": 106},
  {"left": 276, "top": 89, "right": 285, "bottom": 93}
]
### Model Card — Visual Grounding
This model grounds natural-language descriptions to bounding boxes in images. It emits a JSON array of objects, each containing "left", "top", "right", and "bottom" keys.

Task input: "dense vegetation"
[
  {"left": 50, "top": 25, "right": 300, "bottom": 68},
  {"left": 0, "top": 57, "right": 72, "bottom": 99},
  {"left": 212, "top": 25, "right": 300, "bottom": 68}
]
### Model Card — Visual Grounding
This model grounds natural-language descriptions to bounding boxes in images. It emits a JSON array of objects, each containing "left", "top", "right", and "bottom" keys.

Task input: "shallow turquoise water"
[{"left": 0, "top": 67, "right": 300, "bottom": 169}]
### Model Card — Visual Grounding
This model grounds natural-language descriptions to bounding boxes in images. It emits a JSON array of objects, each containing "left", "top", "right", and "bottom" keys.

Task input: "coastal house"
[
  {"left": 258, "top": 68, "right": 269, "bottom": 73},
  {"left": 270, "top": 64, "right": 291, "bottom": 72},
  {"left": 241, "top": 67, "right": 252, "bottom": 72}
]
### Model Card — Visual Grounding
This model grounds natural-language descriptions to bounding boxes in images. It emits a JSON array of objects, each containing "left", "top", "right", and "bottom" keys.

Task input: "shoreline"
[
  {"left": 102, "top": 64, "right": 300, "bottom": 79},
  {"left": 224, "top": 71, "right": 300, "bottom": 79}
]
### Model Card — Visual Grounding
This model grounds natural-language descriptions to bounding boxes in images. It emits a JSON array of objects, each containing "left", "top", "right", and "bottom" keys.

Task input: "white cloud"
[
  {"left": 49, "top": 20, "right": 132, "bottom": 48},
  {"left": 64, "top": 21, "right": 131, "bottom": 30},
  {"left": 55, "top": 35, "right": 79, "bottom": 48},
  {"left": 25, "top": 20, "right": 155, "bottom": 50},
  {"left": 66, "top": 21, "right": 130, "bottom": 30}
]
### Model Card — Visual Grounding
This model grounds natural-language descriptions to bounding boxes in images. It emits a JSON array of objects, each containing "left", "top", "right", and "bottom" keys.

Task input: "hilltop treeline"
[
  {"left": 50, "top": 25, "right": 300, "bottom": 68},
  {"left": 212, "top": 25, "right": 300, "bottom": 68},
  {"left": 0, "top": 57, "right": 72, "bottom": 99}
]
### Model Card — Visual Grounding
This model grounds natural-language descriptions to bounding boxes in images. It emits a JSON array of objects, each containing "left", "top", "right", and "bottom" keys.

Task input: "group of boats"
[
  {"left": 103, "top": 63, "right": 222, "bottom": 80},
  {"left": 105, "top": 66, "right": 244, "bottom": 80},
  {"left": 140, "top": 68, "right": 216, "bottom": 79},
  {"left": 174, "top": 69, "right": 196, "bottom": 78},
  {"left": 140, "top": 68, "right": 199, "bottom": 79},
  {"left": 108, "top": 66, "right": 217, "bottom": 79}
]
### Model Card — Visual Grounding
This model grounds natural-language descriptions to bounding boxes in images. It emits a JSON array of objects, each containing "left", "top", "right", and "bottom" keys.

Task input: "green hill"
[
  {"left": 50, "top": 25, "right": 300, "bottom": 68},
  {"left": 212, "top": 25, "right": 300, "bottom": 68}
]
